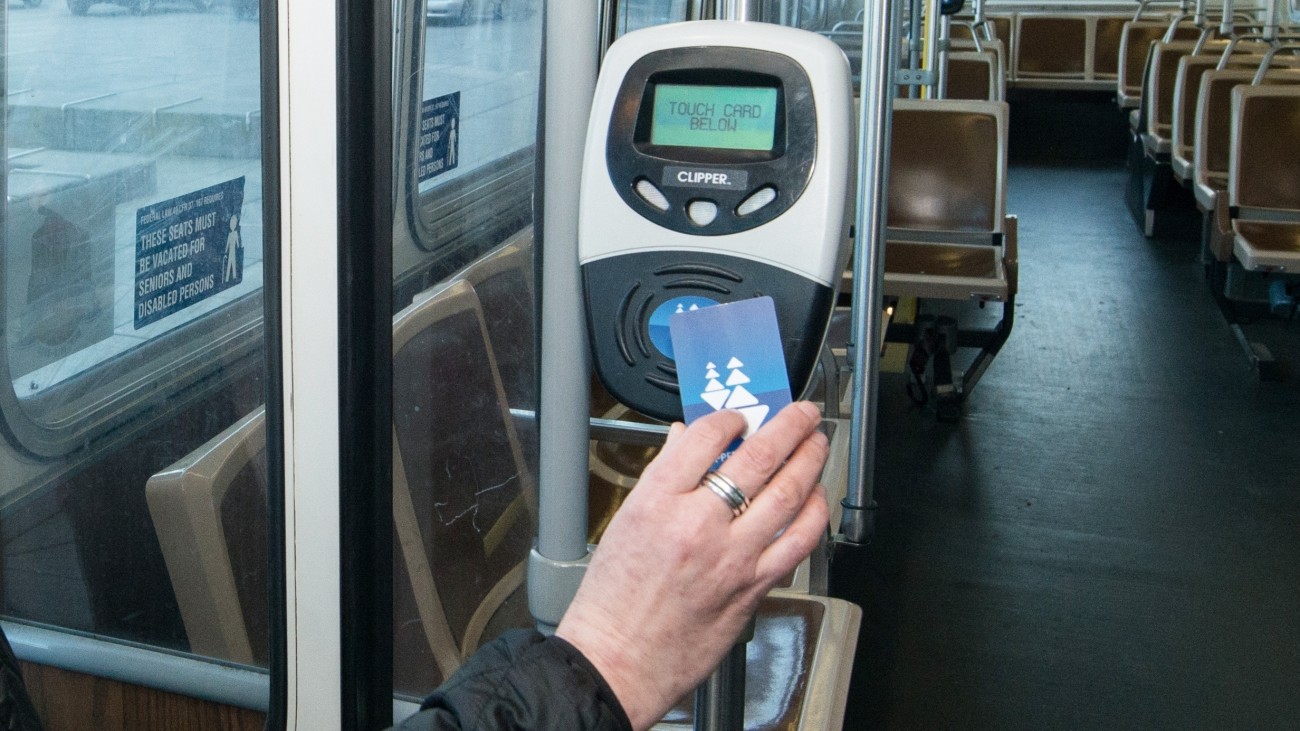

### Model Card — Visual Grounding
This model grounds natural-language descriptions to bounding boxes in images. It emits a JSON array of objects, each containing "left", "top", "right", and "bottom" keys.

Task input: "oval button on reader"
[
  {"left": 737, "top": 186, "right": 778, "bottom": 216},
  {"left": 635, "top": 179, "right": 671, "bottom": 211},
  {"left": 687, "top": 200, "right": 719, "bottom": 226}
]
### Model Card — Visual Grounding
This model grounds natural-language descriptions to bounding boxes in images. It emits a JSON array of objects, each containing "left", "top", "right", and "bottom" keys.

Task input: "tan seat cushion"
[
  {"left": 885, "top": 241, "right": 1001, "bottom": 279},
  {"left": 1235, "top": 221, "right": 1300, "bottom": 255}
]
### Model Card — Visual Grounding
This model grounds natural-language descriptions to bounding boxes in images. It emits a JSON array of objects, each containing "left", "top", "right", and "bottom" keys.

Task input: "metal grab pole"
[
  {"left": 528, "top": 0, "right": 599, "bottom": 632},
  {"left": 721, "top": 0, "right": 765, "bottom": 21},
  {"left": 1220, "top": 0, "right": 1236, "bottom": 38},
  {"left": 694, "top": 4, "right": 764, "bottom": 725},
  {"left": 841, "top": 0, "right": 898, "bottom": 545},
  {"left": 1263, "top": 0, "right": 1280, "bottom": 42},
  {"left": 1192, "top": 0, "right": 1212, "bottom": 54},
  {"left": 922, "top": 0, "right": 943, "bottom": 97}
]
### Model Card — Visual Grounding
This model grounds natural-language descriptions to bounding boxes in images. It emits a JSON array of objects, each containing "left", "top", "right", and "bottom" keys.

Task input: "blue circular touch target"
[{"left": 648, "top": 296, "right": 719, "bottom": 360}]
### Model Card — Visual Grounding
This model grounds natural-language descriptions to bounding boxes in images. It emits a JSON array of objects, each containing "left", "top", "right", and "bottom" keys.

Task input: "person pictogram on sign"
[
  {"left": 447, "top": 117, "right": 458, "bottom": 167},
  {"left": 224, "top": 214, "right": 242, "bottom": 283}
]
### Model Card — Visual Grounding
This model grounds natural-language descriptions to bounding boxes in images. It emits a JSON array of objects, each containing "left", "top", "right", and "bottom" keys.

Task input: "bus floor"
[{"left": 832, "top": 161, "right": 1300, "bottom": 730}]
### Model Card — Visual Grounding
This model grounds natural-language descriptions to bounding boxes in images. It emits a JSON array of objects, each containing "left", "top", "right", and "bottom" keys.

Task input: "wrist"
[{"left": 557, "top": 609, "right": 661, "bottom": 731}]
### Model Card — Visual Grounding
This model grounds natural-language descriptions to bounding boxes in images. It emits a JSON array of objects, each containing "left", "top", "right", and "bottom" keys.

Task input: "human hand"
[{"left": 555, "top": 401, "right": 830, "bottom": 731}]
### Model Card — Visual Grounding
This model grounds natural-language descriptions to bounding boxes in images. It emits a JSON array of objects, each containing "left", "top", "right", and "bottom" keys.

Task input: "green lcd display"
[{"left": 650, "top": 83, "right": 779, "bottom": 151}]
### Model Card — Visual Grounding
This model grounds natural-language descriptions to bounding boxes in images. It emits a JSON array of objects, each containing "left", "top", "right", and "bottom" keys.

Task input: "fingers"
[
  {"left": 639, "top": 409, "right": 746, "bottom": 494},
  {"left": 664, "top": 422, "right": 686, "bottom": 446},
  {"left": 714, "top": 401, "right": 822, "bottom": 500},
  {"left": 753, "top": 484, "right": 829, "bottom": 582},
  {"left": 732, "top": 428, "right": 829, "bottom": 549}
]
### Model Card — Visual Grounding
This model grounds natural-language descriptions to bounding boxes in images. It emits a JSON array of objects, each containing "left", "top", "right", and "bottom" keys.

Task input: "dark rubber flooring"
[{"left": 833, "top": 161, "right": 1300, "bottom": 730}]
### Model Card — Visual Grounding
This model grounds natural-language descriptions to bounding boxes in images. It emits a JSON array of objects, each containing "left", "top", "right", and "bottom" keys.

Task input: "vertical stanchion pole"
[
  {"left": 695, "top": 5, "right": 761, "bottom": 726},
  {"left": 722, "top": 0, "right": 764, "bottom": 21},
  {"left": 529, "top": 0, "right": 600, "bottom": 631},
  {"left": 1219, "top": 0, "right": 1236, "bottom": 38},
  {"left": 922, "top": 0, "right": 942, "bottom": 97},
  {"left": 1263, "top": 0, "right": 1280, "bottom": 42},
  {"left": 908, "top": 0, "right": 923, "bottom": 97},
  {"left": 841, "top": 0, "right": 899, "bottom": 545}
]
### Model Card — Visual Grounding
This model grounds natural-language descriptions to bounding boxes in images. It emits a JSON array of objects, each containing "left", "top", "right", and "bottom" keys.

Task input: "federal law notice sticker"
[
  {"left": 669, "top": 296, "right": 792, "bottom": 462},
  {"left": 134, "top": 177, "right": 245, "bottom": 329}
]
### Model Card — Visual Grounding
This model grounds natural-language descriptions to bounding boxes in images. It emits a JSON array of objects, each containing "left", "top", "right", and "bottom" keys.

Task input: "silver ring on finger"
[{"left": 700, "top": 470, "right": 750, "bottom": 518}]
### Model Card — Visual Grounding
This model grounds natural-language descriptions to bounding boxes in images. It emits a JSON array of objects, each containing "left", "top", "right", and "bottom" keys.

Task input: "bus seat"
[
  {"left": 885, "top": 99, "right": 1011, "bottom": 302},
  {"left": 1118, "top": 20, "right": 1198, "bottom": 109},
  {"left": 146, "top": 406, "right": 267, "bottom": 667},
  {"left": 457, "top": 232, "right": 540, "bottom": 475},
  {"left": 947, "top": 51, "right": 1002, "bottom": 101},
  {"left": 659, "top": 593, "right": 861, "bottom": 731},
  {"left": 882, "top": 99, "right": 1015, "bottom": 417},
  {"left": 458, "top": 231, "right": 535, "bottom": 413},
  {"left": 1094, "top": 16, "right": 1130, "bottom": 79},
  {"left": 391, "top": 278, "right": 535, "bottom": 693},
  {"left": 1141, "top": 40, "right": 1215, "bottom": 159},
  {"left": 1170, "top": 48, "right": 1277, "bottom": 183},
  {"left": 1193, "top": 68, "right": 1300, "bottom": 262},
  {"left": 1014, "top": 15, "right": 1088, "bottom": 80},
  {"left": 1229, "top": 86, "right": 1300, "bottom": 271},
  {"left": 1006, "top": 12, "right": 1164, "bottom": 90},
  {"left": 951, "top": 36, "right": 1007, "bottom": 89}
]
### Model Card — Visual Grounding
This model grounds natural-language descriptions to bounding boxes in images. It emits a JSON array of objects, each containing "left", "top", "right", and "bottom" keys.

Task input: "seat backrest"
[
  {"left": 951, "top": 37, "right": 1006, "bottom": 66},
  {"left": 1094, "top": 16, "right": 1131, "bottom": 78},
  {"left": 1229, "top": 85, "right": 1300, "bottom": 213},
  {"left": 146, "top": 406, "right": 267, "bottom": 666},
  {"left": 457, "top": 233, "right": 535, "bottom": 413},
  {"left": 390, "top": 278, "right": 535, "bottom": 695},
  {"left": 946, "top": 51, "right": 999, "bottom": 101},
  {"left": 1172, "top": 51, "right": 1266, "bottom": 161},
  {"left": 1195, "top": 68, "right": 1300, "bottom": 188},
  {"left": 1144, "top": 40, "right": 1209, "bottom": 136},
  {"left": 1015, "top": 14, "right": 1088, "bottom": 77},
  {"left": 1119, "top": 20, "right": 1198, "bottom": 99},
  {"left": 147, "top": 277, "right": 535, "bottom": 694},
  {"left": 888, "top": 99, "right": 1009, "bottom": 234}
]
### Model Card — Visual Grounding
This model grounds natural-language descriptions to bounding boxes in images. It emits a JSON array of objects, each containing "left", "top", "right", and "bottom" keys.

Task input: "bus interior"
[{"left": 0, "top": 0, "right": 1298, "bottom": 728}]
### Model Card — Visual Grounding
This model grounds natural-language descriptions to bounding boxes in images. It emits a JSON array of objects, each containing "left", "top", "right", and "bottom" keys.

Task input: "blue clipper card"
[{"left": 669, "top": 296, "right": 793, "bottom": 465}]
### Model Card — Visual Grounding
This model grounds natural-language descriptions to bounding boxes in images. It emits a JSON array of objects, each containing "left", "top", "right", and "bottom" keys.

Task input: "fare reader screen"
[{"left": 650, "top": 84, "right": 778, "bottom": 151}]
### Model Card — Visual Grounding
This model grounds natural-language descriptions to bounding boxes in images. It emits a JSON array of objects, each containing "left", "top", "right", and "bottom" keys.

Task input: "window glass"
[
  {"left": 2, "top": 0, "right": 272, "bottom": 714},
  {"left": 5, "top": 2, "right": 265, "bottom": 448},
  {"left": 391, "top": 2, "right": 542, "bottom": 705}
]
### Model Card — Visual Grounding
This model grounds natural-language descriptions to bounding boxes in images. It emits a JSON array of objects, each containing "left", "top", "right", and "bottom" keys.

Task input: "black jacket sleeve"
[{"left": 393, "top": 629, "right": 633, "bottom": 731}]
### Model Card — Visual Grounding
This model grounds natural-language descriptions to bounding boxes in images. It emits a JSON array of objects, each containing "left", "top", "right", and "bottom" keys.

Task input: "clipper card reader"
[{"left": 578, "top": 21, "right": 854, "bottom": 421}]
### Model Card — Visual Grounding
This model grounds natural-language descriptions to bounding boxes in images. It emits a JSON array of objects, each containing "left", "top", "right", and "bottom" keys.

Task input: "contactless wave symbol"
[{"left": 700, "top": 357, "right": 769, "bottom": 437}]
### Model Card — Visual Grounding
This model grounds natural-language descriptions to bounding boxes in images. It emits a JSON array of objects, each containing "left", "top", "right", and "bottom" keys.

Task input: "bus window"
[
  {"left": 3, "top": 2, "right": 267, "bottom": 457},
  {"left": 390, "top": 0, "right": 542, "bottom": 708},
  {"left": 1, "top": 0, "right": 275, "bottom": 724},
  {"left": 400, "top": 0, "right": 543, "bottom": 280}
]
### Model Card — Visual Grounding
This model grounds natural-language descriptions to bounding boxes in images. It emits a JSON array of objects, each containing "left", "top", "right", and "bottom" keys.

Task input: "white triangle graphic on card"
[
  {"left": 701, "top": 390, "right": 730, "bottom": 410},
  {"left": 705, "top": 368, "right": 720, "bottom": 380},
  {"left": 727, "top": 357, "right": 744, "bottom": 369},
  {"left": 725, "top": 370, "right": 750, "bottom": 387},
  {"left": 704, "top": 378, "right": 726, "bottom": 392},
  {"left": 724, "top": 385, "right": 759, "bottom": 409},
  {"left": 736, "top": 405, "right": 770, "bottom": 437}
]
